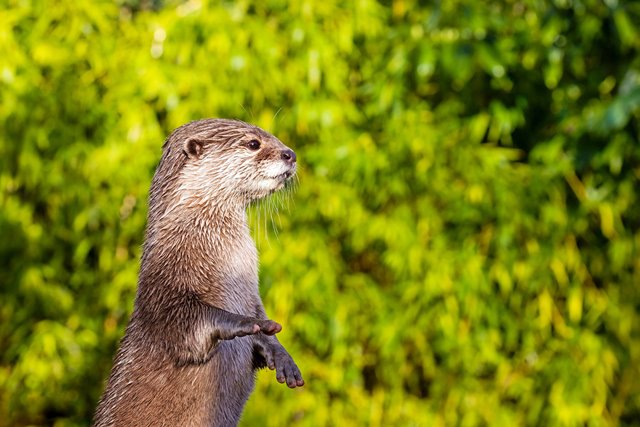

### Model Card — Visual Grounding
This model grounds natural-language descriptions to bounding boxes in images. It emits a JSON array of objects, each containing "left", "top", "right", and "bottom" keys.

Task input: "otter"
[{"left": 93, "top": 119, "right": 304, "bottom": 427}]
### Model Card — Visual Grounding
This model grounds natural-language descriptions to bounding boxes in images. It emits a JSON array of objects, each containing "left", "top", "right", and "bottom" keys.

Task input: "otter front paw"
[
  {"left": 257, "top": 319, "right": 282, "bottom": 336},
  {"left": 264, "top": 349, "right": 304, "bottom": 388},
  {"left": 216, "top": 317, "right": 282, "bottom": 340}
]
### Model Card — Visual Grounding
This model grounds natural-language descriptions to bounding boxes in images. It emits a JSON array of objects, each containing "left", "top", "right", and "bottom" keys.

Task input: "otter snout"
[{"left": 281, "top": 149, "right": 296, "bottom": 164}]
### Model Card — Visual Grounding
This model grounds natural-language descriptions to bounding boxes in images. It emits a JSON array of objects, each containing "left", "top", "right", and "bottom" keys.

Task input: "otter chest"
[{"left": 216, "top": 232, "right": 259, "bottom": 314}]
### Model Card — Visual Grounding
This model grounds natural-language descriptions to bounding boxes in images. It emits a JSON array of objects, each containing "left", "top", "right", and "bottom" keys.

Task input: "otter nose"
[{"left": 281, "top": 149, "right": 297, "bottom": 163}]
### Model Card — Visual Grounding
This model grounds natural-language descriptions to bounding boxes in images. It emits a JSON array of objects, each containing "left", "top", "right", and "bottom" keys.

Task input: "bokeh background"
[{"left": 1, "top": 0, "right": 639, "bottom": 425}]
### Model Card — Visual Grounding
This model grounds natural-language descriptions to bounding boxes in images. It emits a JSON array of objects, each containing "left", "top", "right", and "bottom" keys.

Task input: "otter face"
[
  {"left": 235, "top": 134, "right": 297, "bottom": 197},
  {"left": 177, "top": 120, "right": 297, "bottom": 206}
]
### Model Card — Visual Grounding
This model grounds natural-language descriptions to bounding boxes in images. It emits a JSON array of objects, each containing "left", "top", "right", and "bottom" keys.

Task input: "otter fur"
[{"left": 93, "top": 119, "right": 303, "bottom": 427}]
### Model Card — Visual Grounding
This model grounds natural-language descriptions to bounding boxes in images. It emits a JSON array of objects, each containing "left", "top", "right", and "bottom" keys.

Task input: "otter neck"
[
  {"left": 181, "top": 197, "right": 246, "bottom": 235},
  {"left": 146, "top": 195, "right": 251, "bottom": 257}
]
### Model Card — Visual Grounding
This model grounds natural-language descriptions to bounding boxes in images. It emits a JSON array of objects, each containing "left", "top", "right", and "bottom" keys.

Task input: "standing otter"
[{"left": 93, "top": 119, "right": 304, "bottom": 427}]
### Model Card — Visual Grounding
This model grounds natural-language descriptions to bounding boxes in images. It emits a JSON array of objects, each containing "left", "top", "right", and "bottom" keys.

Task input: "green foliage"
[{"left": 1, "top": 0, "right": 639, "bottom": 425}]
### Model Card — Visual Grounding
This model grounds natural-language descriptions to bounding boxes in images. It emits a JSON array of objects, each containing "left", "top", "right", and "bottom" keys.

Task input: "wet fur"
[{"left": 93, "top": 119, "right": 302, "bottom": 427}]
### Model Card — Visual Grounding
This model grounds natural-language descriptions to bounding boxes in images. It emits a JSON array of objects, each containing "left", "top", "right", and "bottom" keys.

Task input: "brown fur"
[{"left": 93, "top": 119, "right": 303, "bottom": 427}]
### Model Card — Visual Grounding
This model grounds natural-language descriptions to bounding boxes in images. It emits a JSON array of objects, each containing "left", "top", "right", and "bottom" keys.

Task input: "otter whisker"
[
  {"left": 239, "top": 103, "right": 255, "bottom": 121},
  {"left": 273, "top": 106, "right": 284, "bottom": 122},
  {"left": 270, "top": 195, "right": 280, "bottom": 242}
]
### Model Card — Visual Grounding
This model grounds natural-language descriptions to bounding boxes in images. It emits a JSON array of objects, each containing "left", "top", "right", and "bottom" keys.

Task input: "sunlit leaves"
[{"left": 1, "top": 0, "right": 639, "bottom": 426}]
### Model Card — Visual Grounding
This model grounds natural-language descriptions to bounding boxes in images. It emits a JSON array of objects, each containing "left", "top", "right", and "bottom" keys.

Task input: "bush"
[{"left": 1, "top": 0, "right": 639, "bottom": 425}]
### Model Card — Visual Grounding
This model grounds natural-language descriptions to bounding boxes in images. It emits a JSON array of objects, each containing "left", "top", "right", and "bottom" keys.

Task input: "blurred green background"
[{"left": 1, "top": 0, "right": 639, "bottom": 425}]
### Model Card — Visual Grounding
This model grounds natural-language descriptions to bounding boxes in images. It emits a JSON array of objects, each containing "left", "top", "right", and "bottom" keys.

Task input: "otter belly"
[
  {"left": 96, "top": 337, "right": 255, "bottom": 427},
  {"left": 206, "top": 336, "right": 257, "bottom": 426}
]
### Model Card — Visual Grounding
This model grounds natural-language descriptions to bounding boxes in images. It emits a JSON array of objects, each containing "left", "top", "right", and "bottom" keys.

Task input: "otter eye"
[{"left": 247, "top": 140, "right": 261, "bottom": 151}]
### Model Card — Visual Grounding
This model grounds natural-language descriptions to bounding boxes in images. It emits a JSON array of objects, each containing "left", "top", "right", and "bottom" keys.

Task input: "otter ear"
[{"left": 184, "top": 137, "right": 205, "bottom": 159}]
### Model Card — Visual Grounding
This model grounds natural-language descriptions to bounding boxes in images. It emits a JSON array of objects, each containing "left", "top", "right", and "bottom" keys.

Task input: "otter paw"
[
  {"left": 257, "top": 320, "right": 282, "bottom": 335},
  {"left": 217, "top": 320, "right": 259, "bottom": 340},
  {"left": 274, "top": 351, "right": 304, "bottom": 388}
]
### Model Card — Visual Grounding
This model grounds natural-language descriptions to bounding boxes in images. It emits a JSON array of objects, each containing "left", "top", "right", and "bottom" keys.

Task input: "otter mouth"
[
  {"left": 262, "top": 169, "right": 295, "bottom": 195},
  {"left": 260, "top": 164, "right": 296, "bottom": 195},
  {"left": 267, "top": 167, "right": 296, "bottom": 182},
  {"left": 277, "top": 170, "right": 295, "bottom": 180}
]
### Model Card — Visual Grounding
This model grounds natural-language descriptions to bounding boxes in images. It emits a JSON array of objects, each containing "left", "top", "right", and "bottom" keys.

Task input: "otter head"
[{"left": 157, "top": 119, "right": 297, "bottom": 211}]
